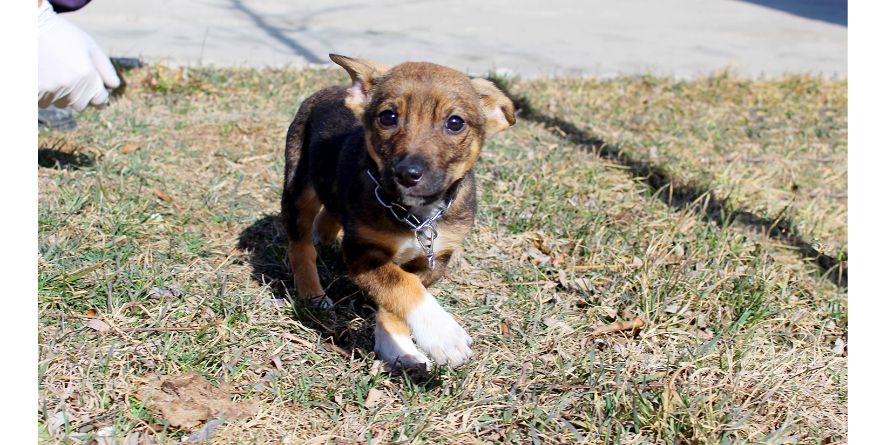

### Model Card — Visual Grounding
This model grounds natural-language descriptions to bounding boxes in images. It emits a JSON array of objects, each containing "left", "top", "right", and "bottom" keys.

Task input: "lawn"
[{"left": 37, "top": 66, "right": 847, "bottom": 444}]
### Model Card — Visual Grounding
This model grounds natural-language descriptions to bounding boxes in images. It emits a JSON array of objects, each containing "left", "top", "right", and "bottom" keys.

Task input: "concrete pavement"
[{"left": 67, "top": 0, "right": 846, "bottom": 78}]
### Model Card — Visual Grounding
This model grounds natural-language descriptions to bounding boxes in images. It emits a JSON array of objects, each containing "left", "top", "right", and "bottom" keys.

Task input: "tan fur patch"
[
  {"left": 289, "top": 187, "right": 323, "bottom": 297},
  {"left": 354, "top": 225, "right": 408, "bottom": 254},
  {"left": 434, "top": 221, "right": 472, "bottom": 256},
  {"left": 447, "top": 139, "right": 482, "bottom": 181},
  {"left": 350, "top": 261, "right": 428, "bottom": 319},
  {"left": 289, "top": 240, "right": 323, "bottom": 297},
  {"left": 364, "top": 133, "right": 384, "bottom": 172},
  {"left": 356, "top": 222, "right": 469, "bottom": 267},
  {"left": 376, "top": 307, "right": 411, "bottom": 337},
  {"left": 312, "top": 207, "right": 341, "bottom": 245}
]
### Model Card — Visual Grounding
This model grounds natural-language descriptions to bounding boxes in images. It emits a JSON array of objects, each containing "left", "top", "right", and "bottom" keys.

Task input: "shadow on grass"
[
  {"left": 237, "top": 214, "right": 376, "bottom": 355},
  {"left": 38, "top": 147, "right": 94, "bottom": 170},
  {"left": 489, "top": 77, "right": 848, "bottom": 289}
]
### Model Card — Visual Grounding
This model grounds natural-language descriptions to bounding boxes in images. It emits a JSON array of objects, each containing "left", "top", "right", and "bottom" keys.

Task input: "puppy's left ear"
[
  {"left": 471, "top": 78, "right": 516, "bottom": 135},
  {"left": 329, "top": 54, "right": 390, "bottom": 118}
]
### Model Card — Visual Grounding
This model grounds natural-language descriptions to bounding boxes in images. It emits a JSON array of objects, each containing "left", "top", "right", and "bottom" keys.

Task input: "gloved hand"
[{"left": 38, "top": 0, "right": 120, "bottom": 111}]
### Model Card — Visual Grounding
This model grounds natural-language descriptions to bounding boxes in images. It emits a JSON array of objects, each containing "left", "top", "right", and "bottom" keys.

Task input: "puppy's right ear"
[
  {"left": 470, "top": 78, "right": 516, "bottom": 136},
  {"left": 329, "top": 54, "right": 390, "bottom": 118}
]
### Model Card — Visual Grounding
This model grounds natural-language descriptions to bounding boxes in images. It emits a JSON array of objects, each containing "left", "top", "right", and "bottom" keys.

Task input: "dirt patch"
[{"left": 138, "top": 373, "right": 259, "bottom": 429}]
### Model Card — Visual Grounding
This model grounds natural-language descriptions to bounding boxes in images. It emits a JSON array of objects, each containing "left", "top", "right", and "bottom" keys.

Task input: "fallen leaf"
[
  {"left": 251, "top": 373, "right": 274, "bottom": 393},
  {"left": 558, "top": 270, "right": 595, "bottom": 293},
  {"left": 260, "top": 298, "right": 289, "bottom": 308},
  {"left": 543, "top": 317, "right": 575, "bottom": 334},
  {"left": 541, "top": 281, "right": 559, "bottom": 290},
  {"left": 364, "top": 388, "right": 384, "bottom": 409},
  {"left": 270, "top": 354, "right": 283, "bottom": 371},
  {"left": 325, "top": 342, "right": 350, "bottom": 358},
  {"left": 598, "top": 306, "right": 618, "bottom": 319},
  {"left": 282, "top": 332, "right": 318, "bottom": 352},
  {"left": 674, "top": 244, "right": 685, "bottom": 257},
  {"left": 95, "top": 425, "right": 116, "bottom": 445},
  {"left": 123, "top": 432, "right": 139, "bottom": 445},
  {"left": 68, "top": 432, "right": 91, "bottom": 442},
  {"left": 500, "top": 321, "right": 510, "bottom": 336},
  {"left": 121, "top": 144, "right": 141, "bottom": 154},
  {"left": 696, "top": 313, "right": 708, "bottom": 329},
  {"left": 368, "top": 360, "right": 382, "bottom": 377},
  {"left": 531, "top": 236, "right": 553, "bottom": 254},
  {"left": 137, "top": 373, "right": 259, "bottom": 429},
  {"left": 588, "top": 317, "right": 645, "bottom": 338},
  {"left": 184, "top": 419, "right": 222, "bottom": 443},
  {"left": 664, "top": 304, "right": 680, "bottom": 314},
  {"left": 572, "top": 278, "right": 594, "bottom": 292},
  {"left": 610, "top": 338, "right": 627, "bottom": 355},
  {"left": 47, "top": 410, "right": 74, "bottom": 437},
  {"left": 153, "top": 189, "right": 173, "bottom": 202},
  {"left": 558, "top": 270, "right": 568, "bottom": 288},
  {"left": 85, "top": 319, "right": 110, "bottom": 333},
  {"left": 525, "top": 245, "right": 551, "bottom": 265},
  {"left": 148, "top": 286, "right": 183, "bottom": 299},
  {"left": 695, "top": 328, "right": 714, "bottom": 340},
  {"left": 85, "top": 308, "right": 97, "bottom": 316}
]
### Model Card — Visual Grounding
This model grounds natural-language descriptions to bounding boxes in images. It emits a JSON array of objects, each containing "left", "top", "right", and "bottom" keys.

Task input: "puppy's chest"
[{"left": 391, "top": 224, "right": 466, "bottom": 265}]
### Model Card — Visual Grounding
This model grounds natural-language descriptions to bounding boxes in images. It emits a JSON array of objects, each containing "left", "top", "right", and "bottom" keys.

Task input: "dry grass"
[
  {"left": 38, "top": 66, "right": 846, "bottom": 444},
  {"left": 507, "top": 75, "right": 848, "bottom": 259}
]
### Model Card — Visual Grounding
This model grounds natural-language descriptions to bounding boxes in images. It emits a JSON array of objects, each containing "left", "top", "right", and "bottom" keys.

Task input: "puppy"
[{"left": 281, "top": 54, "right": 515, "bottom": 370}]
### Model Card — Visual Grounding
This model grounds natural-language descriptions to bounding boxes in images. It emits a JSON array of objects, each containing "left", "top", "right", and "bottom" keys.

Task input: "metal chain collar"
[{"left": 366, "top": 169, "right": 454, "bottom": 269}]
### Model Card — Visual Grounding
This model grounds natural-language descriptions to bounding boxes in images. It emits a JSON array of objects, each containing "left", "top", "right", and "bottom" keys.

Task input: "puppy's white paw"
[
  {"left": 406, "top": 294, "right": 473, "bottom": 368},
  {"left": 374, "top": 323, "right": 430, "bottom": 371}
]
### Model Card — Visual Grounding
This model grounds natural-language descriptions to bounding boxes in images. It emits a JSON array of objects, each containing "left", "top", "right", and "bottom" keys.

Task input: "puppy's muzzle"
[{"left": 394, "top": 155, "right": 428, "bottom": 188}]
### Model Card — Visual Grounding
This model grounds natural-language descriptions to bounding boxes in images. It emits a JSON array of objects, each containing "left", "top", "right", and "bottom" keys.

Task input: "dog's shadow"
[
  {"left": 237, "top": 214, "right": 376, "bottom": 356},
  {"left": 38, "top": 147, "right": 94, "bottom": 170}
]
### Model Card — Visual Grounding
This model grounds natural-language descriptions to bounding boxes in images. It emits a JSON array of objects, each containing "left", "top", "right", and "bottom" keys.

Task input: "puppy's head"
[{"left": 330, "top": 54, "right": 515, "bottom": 205}]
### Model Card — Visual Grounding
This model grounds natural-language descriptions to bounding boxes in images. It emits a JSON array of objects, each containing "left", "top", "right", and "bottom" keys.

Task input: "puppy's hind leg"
[
  {"left": 281, "top": 94, "right": 332, "bottom": 308},
  {"left": 282, "top": 181, "right": 330, "bottom": 309},
  {"left": 312, "top": 207, "right": 342, "bottom": 245}
]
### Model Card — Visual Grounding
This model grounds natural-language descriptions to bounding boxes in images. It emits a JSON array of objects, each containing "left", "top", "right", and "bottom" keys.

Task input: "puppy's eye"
[
  {"left": 378, "top": 110, "right": 398, "bottom": 128},
  {"left": 445, "top": 115, "right": 465, "bottom": 134}
]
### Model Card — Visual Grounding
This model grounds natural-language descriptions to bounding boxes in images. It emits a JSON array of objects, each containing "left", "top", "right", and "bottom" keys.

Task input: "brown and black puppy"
[{"left": 281, "top": 54, "right": 515, "bottom": 369}]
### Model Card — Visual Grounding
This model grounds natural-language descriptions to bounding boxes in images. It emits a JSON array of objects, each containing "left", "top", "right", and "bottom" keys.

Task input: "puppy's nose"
[{"left": 394, "top": 157, "right": 427, "bottom": 188}]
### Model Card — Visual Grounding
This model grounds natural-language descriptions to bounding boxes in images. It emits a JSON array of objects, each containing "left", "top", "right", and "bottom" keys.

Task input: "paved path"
[{"left": 67, "top": 0, "right": 846, "bottom": 78}]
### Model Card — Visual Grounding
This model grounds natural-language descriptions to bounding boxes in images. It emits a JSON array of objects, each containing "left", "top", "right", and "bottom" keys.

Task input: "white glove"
[{"left": 38, "top": 1, "right": 120, "bottom": 111}]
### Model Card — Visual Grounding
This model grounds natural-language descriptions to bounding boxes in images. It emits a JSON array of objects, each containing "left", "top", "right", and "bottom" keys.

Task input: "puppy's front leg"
[
  {"left": 344, "top": 240, "right": 472, "bottom": 367},
  {"left": 374, "top": 307, "right": 430, "bottom": 370}
]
